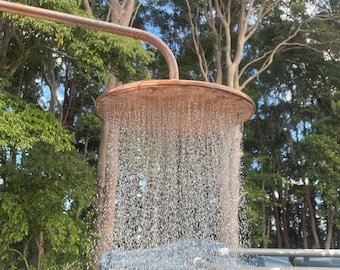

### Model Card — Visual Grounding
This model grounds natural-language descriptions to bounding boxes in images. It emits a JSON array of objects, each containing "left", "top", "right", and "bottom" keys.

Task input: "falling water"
[{"left": 97, "top": 83, "right": 253, "bottom": 269}]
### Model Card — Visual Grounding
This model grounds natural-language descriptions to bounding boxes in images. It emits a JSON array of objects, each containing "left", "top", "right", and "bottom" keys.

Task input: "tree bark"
[
  {"left": 109, "top": 0, "right": 135, "bottom": 25},
  {"left": 0, "top": 20, "right": 28, "bottom": 89},
  {"left": 304, "top": 183, "right": 320, "bottom": 248},
  {"left": 324, "top": 206, "right": 335, "bottom": 249},
  {"left": 42, "top": 50, "right": 58, "bottom": 115},
  {"left": 280, "top": 186, "right": 290, "bottom": 248},
  {"left": 273, "top": 203, "right": 283, "bottom": 248},
  {"left": 0, "top": 20, "right": 15, "bottom": 71},
  {"left": 261, "top": 196, "right": 267, "bottom": 247},
  {"left": 301, "top": 200, "right": 308, "bottom": 248},
  {"left": 61, "top": 76, "right": 79, "bottom": 129},
  {"left": 82, "top": 0, "right": 92, "bottom": 14},
  {"left": 265, "top": 216, "right": 271, "bottom": 248},
  {"left": 35, "top": 231, "right": 44, "bottom": 270}
]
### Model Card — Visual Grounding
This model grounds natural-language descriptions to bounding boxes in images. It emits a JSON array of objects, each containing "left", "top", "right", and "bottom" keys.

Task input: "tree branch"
[
  {"left": 185, "top": 0, "right": 209, "bottom": 81},
  {"left": 130, "top": 1, "right": 141, "bottom": 27},
  {"left": 214, "top": 0, "right": 232, "bottom": 67},
  {"left": 239, "top": 24, "right": 304, "bottom": 90},
  {"left": 9, "top": 248, "right": 30, "bottom": 270}
]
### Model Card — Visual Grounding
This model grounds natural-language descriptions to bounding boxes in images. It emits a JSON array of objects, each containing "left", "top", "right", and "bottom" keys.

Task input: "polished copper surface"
[{"left": 96, "top": 80, "right": 255, "bottom": 134}]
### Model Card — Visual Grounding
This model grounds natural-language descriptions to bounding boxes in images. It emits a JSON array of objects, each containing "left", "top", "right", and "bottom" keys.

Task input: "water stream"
[{"left": 99, "top": 86, "right": 248, "bottom": 269}]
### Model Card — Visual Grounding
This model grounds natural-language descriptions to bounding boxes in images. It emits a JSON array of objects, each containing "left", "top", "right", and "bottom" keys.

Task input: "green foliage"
[
  {"left": 242, "top": 36, "right": 340, "bottom": 247},
  {"left": 0, "top": 91, "right": 95, "bottom": 268},
  {"left": 0, "top": 143, "right": 96, "bottom": 269},
  {"left": 290, "top": 0, "right": 307, "bottom": 18},
  {"left": 74, "top": 112, "right": 102, "bottom": 166},
  {"left": 0, "top": 92, "right": 73, "bottom": 151},
  {"left": 68, "top": 30, "right": 153, "bottom": 83},
  {"left": 4, "top": 0, "right": 77, "bottom": 46},
  {"left": 27, "top": 0, "right": 153, "bottom": 83},
  {"left": 2, "top": 0, "right": 153, "bottom": 113},
  {"left": 2, "top": 0, "right": 340, "bottom": 257},
  {"left": 303, "top": 101, "right": 340, "bottom": 208}
]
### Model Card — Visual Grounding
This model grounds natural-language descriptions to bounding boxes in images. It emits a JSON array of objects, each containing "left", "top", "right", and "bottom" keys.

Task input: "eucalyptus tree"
[
  {"left": 242, "top": 47, "right": 319, "bottom": 248},
  {"left": 146, "top": 0, "right": 339, "bottom": 246},
  {"left": 142, "top": 0, "right": 340, "bottom": 247},
  {"left": 242, "top": 18, "right": 340, "bottom": 248},
  {"left": 300, "top": 57, "right": 338, "bottom": 249}
]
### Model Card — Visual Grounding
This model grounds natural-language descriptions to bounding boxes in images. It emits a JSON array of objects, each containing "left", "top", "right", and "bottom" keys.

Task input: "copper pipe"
[{"left": 0, "top": 0, "right": 179, "bottom": 80}]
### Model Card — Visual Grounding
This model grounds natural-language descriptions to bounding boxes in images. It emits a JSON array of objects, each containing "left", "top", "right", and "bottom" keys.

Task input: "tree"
[
  {"left": 142, "top": 0, "right": 337, "bottom": 247},
  {"left": 3, "top": 0, "right": 340, "bottom": 265},
  {"left": 302, "top": 101, "right": 340, "bottom": 249},
  {"left": 3, "top": 0, "right": 152, "bottom": 125},
  {"left": 0, "top": 93, "right": 96, "bottom": 269},
  {"left": 242, "top": 16, "right": 340, "bottom": 247},
  {"left": 1, "top": 1, "right": 154, "bottom": 268},
  {"left": 0, "top": 92, "right": 73, "bottom": 151},
  {"left": 0, "top": 143, "right": 96, "bottom": 269}
]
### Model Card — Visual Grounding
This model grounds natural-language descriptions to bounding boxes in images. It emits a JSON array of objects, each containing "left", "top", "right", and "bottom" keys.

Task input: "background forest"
[{"left": 1, "top": 0, "right": 340, "bottom": 269}]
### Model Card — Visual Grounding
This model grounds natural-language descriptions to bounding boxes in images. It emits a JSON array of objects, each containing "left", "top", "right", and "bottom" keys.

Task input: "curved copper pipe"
[{"left": 0, "top": 1, "right": 179, "bottom": 80}]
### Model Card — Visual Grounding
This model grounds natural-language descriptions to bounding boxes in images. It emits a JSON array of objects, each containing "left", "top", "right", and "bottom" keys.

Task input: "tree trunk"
[
  {"left": 0, "top": 20, "right": 27, "bottom": 79},
  {"left": 35, "top": 231, "right": 44, "bottom": 270},
  {"left": 61, "top": 77, "right": 79, "bottom": 129},
  {"left": 0, "top": 20, "right": 15, "bottom": 71},
  {"left": 214, "top": 42, "right": 223, "bottom": 84},
  {"left": 261, "top": 198, "right": 267, "bottom": 247},
  {"left": 43, "top": 51, "right": 58, "bottom": 114},
  {"left": 273, "top": 203, "right": 283, "bottom": 248},
  {"left": 324, "top": 206, "right": 335, "bottom": 249},
  {"left": 282, "top": 209, "right": 289, "bottom": 248},
  {"left": 301, "top": 201, "right": 308, "bottom": 248},
  {"left": 304, "top": 184, "right": 320, "bottom": 248},
  {"left": 265, "top": 216, "right": 271, "bottom": 248},
  {"left": 82, "top": 0, "right": 92, "bottom": 13},
  {"left": 281, "top": 187, "right": 290, "bottom": 248},
  {"left": 109, "top": 0, "right": 135, "bottom": 25}
]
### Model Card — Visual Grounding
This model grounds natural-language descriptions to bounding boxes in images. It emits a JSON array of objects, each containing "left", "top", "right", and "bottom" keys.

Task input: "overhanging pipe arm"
[{"left": 0, "top": 0, "right": 179, "bottom": 80}]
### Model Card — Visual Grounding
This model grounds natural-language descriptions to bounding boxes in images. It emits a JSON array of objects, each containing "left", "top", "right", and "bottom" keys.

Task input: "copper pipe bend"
[{"left": 0, "top": 0, "right": 179, "bottom": 80}]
